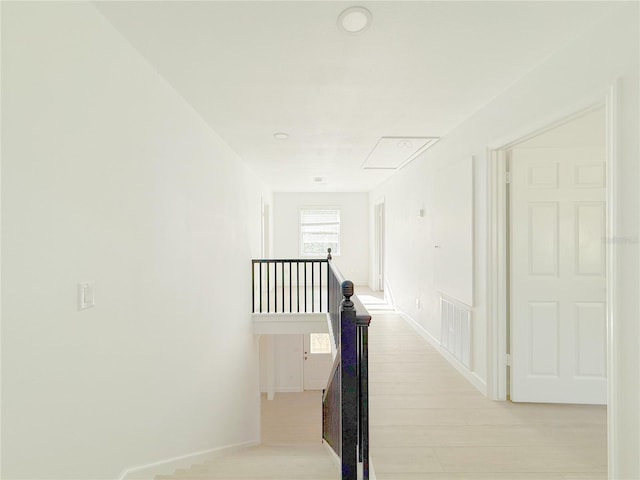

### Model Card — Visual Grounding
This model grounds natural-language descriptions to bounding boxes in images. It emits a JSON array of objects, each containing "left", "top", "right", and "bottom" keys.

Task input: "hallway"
[{"left": 369, "top": 313, "right": 607, "bottom": 479}]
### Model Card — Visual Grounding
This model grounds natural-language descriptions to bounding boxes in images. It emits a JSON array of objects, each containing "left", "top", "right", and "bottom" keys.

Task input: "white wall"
[
  {"left": 1, "top": 3, "right": 270, "bottom": 479},
  {"left": 273, "top": 192, "right": 369, "bottom": 285},
  {"left": 259, "top": 335, "right": 304, "bottom": 393},
  {"left": 370, "top": 5, "right": 639, "bottom": 477}
]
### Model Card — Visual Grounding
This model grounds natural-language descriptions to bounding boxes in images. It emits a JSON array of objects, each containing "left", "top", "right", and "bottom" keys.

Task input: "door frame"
[
  {"left": 261, "top": 197, "right": 270, "bottom": 258},
  {"left": 373, "top": 197, "right": 385, "bottom": 292},
  {"left": 486, "top": 83, "right": 618, "bottom": 476},
  {"left": 302, "top": 333, "right": 333, "bottom": 390}
]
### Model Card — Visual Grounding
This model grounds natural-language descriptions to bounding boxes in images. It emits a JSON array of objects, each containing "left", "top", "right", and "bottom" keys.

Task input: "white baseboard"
[
  {"left": 323, "top": 441, "right": 377, "bottom": 480},
  {"left": 322, "top": 440, "right": 340, "bottom": 469},
  {"left": 117, "top": 440, "right": 259, "bottom": 480},
  {"left": 398, "top": 312, "right": 487, "bottom": 396},
  {"left": 260, "top": 386, "right": 304, "bottom": 395}
]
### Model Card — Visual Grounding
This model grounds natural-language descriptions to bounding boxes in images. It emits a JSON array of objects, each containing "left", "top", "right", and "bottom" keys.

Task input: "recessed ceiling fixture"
[
  {"left": 337, "top": 6, "right": 372, "bottom": 35},
  {"left": 273, "top": 132, "right": 289, "bottom": 140}
]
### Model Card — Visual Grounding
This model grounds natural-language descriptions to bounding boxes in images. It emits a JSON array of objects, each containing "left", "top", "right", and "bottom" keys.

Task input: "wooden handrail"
[{"left": 322, "top": 254, "right": 371, "bottom": 480}]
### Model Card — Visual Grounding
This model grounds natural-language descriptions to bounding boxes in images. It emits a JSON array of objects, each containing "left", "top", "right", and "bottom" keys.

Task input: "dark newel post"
[
  {"left": 340, "top": 280, "right": 357, "bottom": 480},
  {"left": 326, "top": 248, "right": 332, "bottom": 312}
]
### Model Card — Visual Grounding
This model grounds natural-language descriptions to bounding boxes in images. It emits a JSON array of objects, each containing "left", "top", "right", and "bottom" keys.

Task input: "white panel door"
[
  {"left": 303, "top": 334, "right": 333, "bottom": 390},
  {"left": 510, "top": 147, "right": 606, "bottom": 404}
]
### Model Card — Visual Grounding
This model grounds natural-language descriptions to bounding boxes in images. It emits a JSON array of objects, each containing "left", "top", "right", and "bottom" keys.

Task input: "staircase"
[
  {"left": 156, "top": 392, "right": 339, "bottom": 480},
  {"left": 158, "top": 252, "right": 370, "bottom": 480}
]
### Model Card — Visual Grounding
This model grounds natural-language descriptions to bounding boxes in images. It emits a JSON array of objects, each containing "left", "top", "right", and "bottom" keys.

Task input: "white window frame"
[{"left": 299, "top": 207, "right": 341, "bottom": 257}]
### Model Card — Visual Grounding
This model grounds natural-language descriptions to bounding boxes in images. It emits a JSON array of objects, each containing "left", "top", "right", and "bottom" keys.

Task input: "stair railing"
[
  {"left": 251, "top": 255, "right": 330, "bottom": 313},
  {"left": 323, "top": 255, "right": 371, "bottom": 480},
  {"left": 251, "top": 249, "right": 371, "bottom": 479}
]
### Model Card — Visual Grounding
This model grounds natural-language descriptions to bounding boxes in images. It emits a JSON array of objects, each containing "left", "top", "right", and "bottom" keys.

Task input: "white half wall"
[
  {"left": 1, "top": 3, "right": 271, "bottom": 479},
  {"left": 273, "top": 192, "right": 369, "bottom": 285},
  {"left": 370, "top": 5, "right": 638, "bottom": 477}
]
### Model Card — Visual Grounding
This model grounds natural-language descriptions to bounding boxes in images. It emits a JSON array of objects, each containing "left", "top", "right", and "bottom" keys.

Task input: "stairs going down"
[
  {"left": 156, "top": 392, "right": 339, "bottom": 480},
  {"left": 155, "top": 444, "right": 338, "bottom": 480}
]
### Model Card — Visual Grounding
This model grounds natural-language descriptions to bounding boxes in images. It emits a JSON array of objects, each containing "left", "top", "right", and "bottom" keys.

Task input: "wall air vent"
[{"left": 362, "top": 136, "right": 439, "bottom": 170}]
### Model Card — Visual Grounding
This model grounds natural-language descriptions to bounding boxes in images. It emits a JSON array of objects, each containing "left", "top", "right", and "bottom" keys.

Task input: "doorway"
[
  {"left": 487, "top": 99, "right": 616, "bottom": 408},
  {"left": 261, "top": 199, "right": 270, "bottom": 258},
  {"left": 373, "top": 200, "right": 385, "bottom": 292},
  {"left": 302, "top": 333, "right": 332, "bottom": 390},
  {"left": 507, "top": 107, "right": 607, "bottom": 404}
]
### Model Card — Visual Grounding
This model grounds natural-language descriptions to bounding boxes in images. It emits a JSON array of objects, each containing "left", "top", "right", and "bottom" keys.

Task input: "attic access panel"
[{"left": 362, "top": 136, "right": 439, "bottom": 170}]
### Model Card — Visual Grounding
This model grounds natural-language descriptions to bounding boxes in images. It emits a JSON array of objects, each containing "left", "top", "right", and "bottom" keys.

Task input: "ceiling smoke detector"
[
  {"left": 338, "top": 6, "right": 372, "bottom": 35},
  {"left": 273, "top": 132, "right": 289, "bottom": 140},
  {"left": 313, "top": 176, "right": 326, "bottom": 183}
]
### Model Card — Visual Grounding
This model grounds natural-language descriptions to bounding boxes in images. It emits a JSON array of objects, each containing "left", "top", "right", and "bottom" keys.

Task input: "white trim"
[
  {"left": 261, "top": 198, "right": 270, "bottom": 259},
  {"left": 486, "top": 148, "right": 509, "bottom": 401},
  {"left": 604, "top": 82, "right": 618, "bottom": 480},
  {"left": 275, "top": 386, "right": 304, "bottom": 393},
  {"left": 399, "top": 312, "right": 487, "bottom": 396},
  {"left": 0, "top": 3, "right": 3, "bottom": 472},
  {"left": 487, "top": 91, "right": 610, "bottom": 150},
  {"left": 382, "top": 275, "right": 396, "bottom": 311},
  {"left": 369, "top": 456, "right": 378, "bottom": 480},
  {"left": 117, "top": 440, "right": 259, "bottom": 480},
  {"left": 322, "top": 440, "right": 340, "bottom": 469},
  {"left": 264, "top": 334, "right": 276, "bottom": 400},
  {"left": 252, "top": 312, "right": 329, "bottom": 335},
  {"left": 298, "top": 206, "right": 341, "bottom": 258},
  {"left": 259, "top": 387, "right": 305, "bottom": 394},
  {"left": 485, "top": 83, "right": 618, "bottom": 475},
  {"left": 322, "top": 441, "right": 378, "bottom": 480}
]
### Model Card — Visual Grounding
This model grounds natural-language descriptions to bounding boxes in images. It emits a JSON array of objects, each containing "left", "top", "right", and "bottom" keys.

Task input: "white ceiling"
[{"left": 95, "top": 1, "right": 621, "bottom": 192}]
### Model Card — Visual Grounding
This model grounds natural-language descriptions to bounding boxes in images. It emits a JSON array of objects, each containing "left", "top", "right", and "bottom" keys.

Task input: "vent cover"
[
  {"left": 362, "top": 136, "right": 439, "bottom": 170},
  {"left": 440, "top": 295, "right": 472, "bottom": 369}
]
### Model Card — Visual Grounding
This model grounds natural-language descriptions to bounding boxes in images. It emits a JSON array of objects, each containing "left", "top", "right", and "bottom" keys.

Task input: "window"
[
  {"left": 299, "top": 208, "right": 341, "bottom": 256},
  {"left": 310, "top": 333, "right": 332, "bottom": 354}
]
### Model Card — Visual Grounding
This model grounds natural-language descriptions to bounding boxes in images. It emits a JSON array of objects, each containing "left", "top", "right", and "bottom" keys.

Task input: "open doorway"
[
  {"left": 373, "top": 200, "right": 385, "bottom": 293},
  {"left": 302, "top": 333, "right": 332, "bottom": 390},
  {"left": 507, "top": 107, "right": 607, "bottom": 404},
  {"left": 487, "top": 96, "right": 617, "bottom": 474}
]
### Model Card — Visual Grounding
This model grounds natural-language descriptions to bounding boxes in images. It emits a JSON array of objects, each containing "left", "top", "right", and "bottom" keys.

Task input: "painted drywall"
[
  {"left": 259, "top": 335, "right": 304, "bottom": 393},
  {"left": 370, "top": 5, "right": 639, "bottom": 477},
  {"left": 1, "top": 3, "right": 270, "bottom": 479},
  {"left": 432, "top": 156, "right": 474, "bottom": 306},
  {"left": 273, "top": 192, "right": 369, "bottom": 285}
]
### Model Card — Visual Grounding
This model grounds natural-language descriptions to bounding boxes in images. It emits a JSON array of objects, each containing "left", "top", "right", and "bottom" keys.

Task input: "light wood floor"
[
  {"left": 369, "top": 312, "right": 607, "bottom": 480},
  {"left": 159, "top": 311, "right": 606, "bottom": 479},
  {"left": 261, "top": 391, "right": 323, "bottom": 445},
  {"left": 156, "top": 392, "right": 337, "bottom": 479}
]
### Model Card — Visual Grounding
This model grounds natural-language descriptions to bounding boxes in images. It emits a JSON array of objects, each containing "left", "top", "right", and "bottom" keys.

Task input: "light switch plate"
[{"left": 78, "top": 282, "right": 95, "bottom": 310}]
